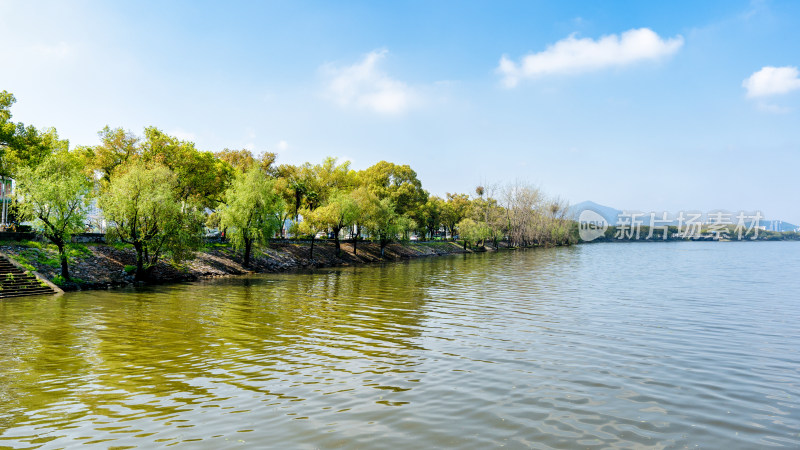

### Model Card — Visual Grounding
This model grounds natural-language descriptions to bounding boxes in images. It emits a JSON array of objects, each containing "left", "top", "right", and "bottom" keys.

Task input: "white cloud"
[
  {"left": 756, "top": 102, "right": 792, "bottom": 114},
  {"left": 168, "top": 129, "right": 196, "bottom": 142},
  {"left": 277, "top": 140, "right": 289, "bottom": 151},
  {"left": 32, "top": 41, "right": 73, "bottom": 60},
  {"left": 742, "top": 66, "right": 800, "bottom": 98},
  {"left": 497, "top": 28, "right": 684, "bottom": 87},
  {"left": 324, "top": 49, "right": 416, "bottom": 114}
]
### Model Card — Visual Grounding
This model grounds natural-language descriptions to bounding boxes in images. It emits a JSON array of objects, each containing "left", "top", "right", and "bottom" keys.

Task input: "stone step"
[
  {"left": 0, "top": 278, "right": 42, "bottom": 284},
  {"left": 0, "top": 290, "right": 57, "bottom": 298},
  {"left": 0, "top": 254, "right": 58, "bottom": 298},
  {"left": 0, "top": 286, "right": 49, "bottom": 292},
  {"left": 0, "top": 286, "right": 53, "bottom": 297}
]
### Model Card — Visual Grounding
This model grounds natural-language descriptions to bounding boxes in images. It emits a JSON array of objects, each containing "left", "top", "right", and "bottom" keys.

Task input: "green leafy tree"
[
  {"left": 420, "top": 196, "right": 445, "bottom": 240},
  {"left": 289, "top": 157, "right": 355, "bottom": 244},
  {"left": 457, "top": 218, "right": 491, "bottom": 250},
  {"left": 348, "top": 186, "right": 375, "bottom": 256},
  {"left": 360, "top": 161, "right": 428, "bottom": 217},
  {"left": 99, "top": 162, "right": 203, "bottom": 280},
  {"left": 0, "top": 91, "right": 19, "bottom": 228},
  {"left": 140, "top": 127, "right": 233, "bottom": 208},
  {"left": 301, "top": 157, "right": 355, "bottom": 210},
  {"left": 215, "top": 148, "right": 257, "bottom": 172},
  {"left": 215, "top": 148, "right": 277, "bottom": 174},
  {"left": 15, "top": 151, "right": 91, "bottom": 280},
  {"left": 0, "top": 91, "right": 16, "bottom": 149},
  {"left": 84, "top": 127, "right": 234, "bottom": 210},
  {"left": 296, "top": 206, "right": 327, "bottom": 260},
  {"left": 271, "top": 175, "right": 295, "bottom": 238},
  {"left": 441, "top": 193, "right": 471, "bottom": 240},
  {"left": 80, "top": 126, "right": 140, "bottom": 183},
  {"left": 274, "top": 163, "right": 305, "bottom": 224},
  {"left": 312, "top": 189, "right": 359, "bottom": 255},
  {"left": 4, "top": 128, "right": 67, "bottom": 228},
  {"left": 1, "top": 93, "right": 68, "bottom": 229},
  {"left": 364, "top": 198, "right": 414, "bottom": 258},
  {"left": 218, "top": 167, "right": 284, "bottom": 267}
]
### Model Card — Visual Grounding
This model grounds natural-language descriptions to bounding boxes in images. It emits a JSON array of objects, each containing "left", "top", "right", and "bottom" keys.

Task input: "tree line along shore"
[
  {"left": 1, "top": 90, "right": 576, "bottom": 288},
  {"left": 0, "top": 239, "right": 500, "bottom": 291}
]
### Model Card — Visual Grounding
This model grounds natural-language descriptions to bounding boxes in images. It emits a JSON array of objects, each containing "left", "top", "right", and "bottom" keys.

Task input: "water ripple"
[{"left": 1, "top": 242, "right": 799, "bottom": 448}]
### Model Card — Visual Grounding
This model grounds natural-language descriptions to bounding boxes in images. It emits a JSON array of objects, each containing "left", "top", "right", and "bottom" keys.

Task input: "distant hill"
[
  {"left": 568, "top": 201, "right": 623, "bottom": 225},
  {"left": 762, "top": 220, "right": 799, "bottom": 232}
]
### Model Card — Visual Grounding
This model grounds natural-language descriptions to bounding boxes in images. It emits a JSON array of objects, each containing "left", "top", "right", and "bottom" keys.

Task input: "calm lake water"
[{"left": 1, "top": 242, "right": 799, "bottom": 448}]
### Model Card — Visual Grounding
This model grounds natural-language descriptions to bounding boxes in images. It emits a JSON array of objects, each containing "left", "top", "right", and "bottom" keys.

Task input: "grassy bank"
[{"left": 0, "top": 239, "right": 504, "bottom": 291}]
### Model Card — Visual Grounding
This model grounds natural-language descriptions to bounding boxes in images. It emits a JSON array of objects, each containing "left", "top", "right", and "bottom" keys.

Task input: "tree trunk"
[
  {"left": 333, "top": 226, "right": 341, "bottom": 255},
  {"left": 354, "top": 224, "right": 361, "bottom": 256},
  {"left": 134, "top": 242, "right": 146, "bottom": 281},
  {"left": 244, "top": 237, "right": 252, "bottom": 268},
  {"left": 463, "top": 240, "right": 467, "bottom": 250},
  {"left": 55, "top": 240, "right": 70, "bottom": 281},
  {"left": 294, "top": 191, "right": 302, "bottom": 239},
  {"left": 0, "top": 176, "right": 6, "bottom": 229}
]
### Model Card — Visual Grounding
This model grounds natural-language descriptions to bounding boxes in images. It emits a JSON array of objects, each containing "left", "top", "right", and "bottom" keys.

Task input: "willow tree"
[
  {"left": 441, "top": 193, "right": 470, "bottom": 240},
  {"left": 15, "top": 151, "right": 91, "bottom": 280},
  {"left": 457, "top": 218, "right": 491, "bottom": 250},
  {"left": 218, "top": 167, "right": 284, "bottom": 268},
  {"left": 100, "top": 162, "right": 202, "bottom": 280},
  {"left": 1, "top": 92, "right": 63, "bottom": 228},
  {"left": 312, "top": 189, "right": 359, "bottom": 255},
  {"left": 365, "top": 198, "right": 414, "bottom": 258},
  {"left": 296, "top": 206, "right": 326, "bottom": 260}
]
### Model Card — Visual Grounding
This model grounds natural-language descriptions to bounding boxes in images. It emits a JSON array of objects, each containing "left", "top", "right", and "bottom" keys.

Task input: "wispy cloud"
[
  {"left": 497, "top": 28, "right": 684, "bottom": 87},
  {"left": 756, "top": 101, "right": 792, "bottom": 114},
  {"left": 32, "top": 41, "right": 73, "bottom": 60},
  {"left": 742, "top": 66, "right": 800, "bottom": 98},
  {"left": 323, "top": 50, "right": 416, "bottom": 114},
  {"left": 168, "top": 129, "right": 196, "bottom": 142}
]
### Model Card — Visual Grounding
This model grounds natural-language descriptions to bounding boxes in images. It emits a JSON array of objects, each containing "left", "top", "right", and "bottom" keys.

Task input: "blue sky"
[{"left": 2, "top": 0, "right": 800, "bottom": 222}]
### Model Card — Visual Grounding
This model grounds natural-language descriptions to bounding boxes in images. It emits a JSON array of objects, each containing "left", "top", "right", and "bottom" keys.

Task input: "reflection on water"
[{"left": 1, "top": 242, "right": 799, "bottom": 448}]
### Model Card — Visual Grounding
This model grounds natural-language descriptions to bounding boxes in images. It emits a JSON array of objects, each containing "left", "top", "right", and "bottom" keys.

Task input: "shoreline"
[
  {"left": 0, "top": 240, "right": 520, "bottom": 293},
  {"left": 3, "top": 236, "right": 796, "bottom": 295}
]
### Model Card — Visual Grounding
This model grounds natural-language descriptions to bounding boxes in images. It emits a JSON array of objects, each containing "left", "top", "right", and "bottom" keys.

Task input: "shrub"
[
  {"left": 52, "top": 275, "right": 65, "bottom": 285},
  {"left": 123, "top": 265, "right": 136, "bottom": 274},
  {"left": 112, "top": 242, "right": 133, "bottom": 250},
  {"left": 67, "top": 243, "right": 92, "bottom": 259},
  {"left": 21, "top": 240, "right": 42, "bottom": 249},
  {"left": 8, "top": 254, "right": 36, "bottom": 272},
  {"left": 39, "top": 256, "right": 60, "bottom": 268}
]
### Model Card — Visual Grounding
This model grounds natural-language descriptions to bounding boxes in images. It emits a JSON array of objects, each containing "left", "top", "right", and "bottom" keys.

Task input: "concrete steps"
[{"left": 0, "top": 257, "right": 57, "bottom": 298}]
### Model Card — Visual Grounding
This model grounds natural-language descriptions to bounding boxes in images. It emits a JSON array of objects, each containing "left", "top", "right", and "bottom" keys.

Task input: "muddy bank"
[{"left": 1, "top": 240, "right": 499, "bottom": 291}]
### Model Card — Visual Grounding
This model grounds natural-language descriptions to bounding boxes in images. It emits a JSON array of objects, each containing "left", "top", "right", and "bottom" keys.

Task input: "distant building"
[
  {"left": 86, "top": 198, "right": 106, "bottom": 232},
  {"left": 0, "top": 177, "right": 14, "bottom": 230}
]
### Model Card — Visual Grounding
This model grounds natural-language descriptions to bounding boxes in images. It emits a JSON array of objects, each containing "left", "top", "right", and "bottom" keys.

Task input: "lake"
[{"left": 1, "top": 241, "right": 799, "bottom": 448}]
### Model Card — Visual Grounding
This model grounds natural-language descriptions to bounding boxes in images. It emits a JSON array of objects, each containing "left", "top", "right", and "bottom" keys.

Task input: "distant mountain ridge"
[
  {"left": 568, "top": 200, "right": 798, "bottom": 230},
  {"left": 567, "top": 201, "right": 623, "bottom": 225}
]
